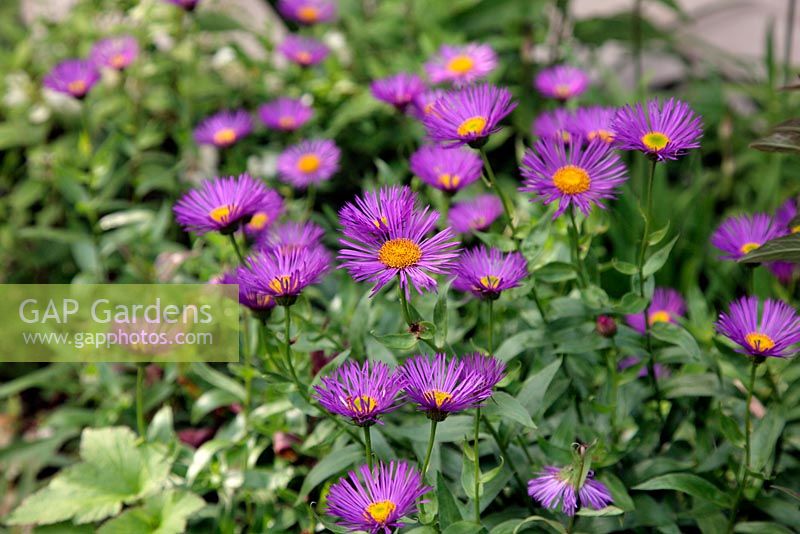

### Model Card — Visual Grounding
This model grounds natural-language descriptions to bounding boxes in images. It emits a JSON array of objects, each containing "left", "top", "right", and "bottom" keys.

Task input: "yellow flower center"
[
  {"left": 269, "top": 275, "right": 297, "bottom": 294},
  {"left": 67, "top": 80, "right": 87, "bottom": 94},
  {"left": 479, "top": 275, "right": 501, "bottom": 289},
  {"left": 649, "top": 310, "right": 671, "bottom": 325},
  {"left": 278, "top": 115, "right": 296, "bottom": 129},
  {"left": 745, "top": 332, "right": 775, "bottom": 352},
  {"left": 792, "top": 225, "right": 800, "bottom": 234},
  {"left": 209, "top": 205, "right": 233, "bottom": 223},
  {"left": 740, "top": 242, "right": 761, "bottom": 255},
  {"left": 213, "top": 128, "right": 237, "bottom": 146},
  {"left": 378, "top": 238, "right": 422, "bottom": 269},
  {"left": 554, "top": 84, "right": 571, "bottom": 98},
  {"left": 347, "top": 394, "right": 378, "bottom": 413},
  {"left": 588, "top": 129, "right": 614, "bottom": 143},
  {"left": 457, "top": 116, "right": 488, "bottom": 137},
  {"left": 248, "top": 212, "right": 269, "bottom": 231},
  {"left": 110, "top": 54, "right": 127, "bottom": 68},
  {"left": 424, "top": 389, "right": 453, "bottom": 408},
  {"left": 641, "top": 131, "right": 670, "bottom": 151},
  {"left": 296, "top": 51, "right": 312, "bottom": 64},
  {"left": 552, "top": 165, "right": 591, "bottom": 195},
  {"left": 297, "top": 6, "right": 319, "bottom": 22},
  {"left": 296, "top": 153, "right": 321, "bottom": 173},
  {"left": 447, "top": 55, "right": 475, "bottom": 74},
  {"left": 438, "top": 173, "right": 460, "bottom": 189},
  {"left": 249, "top": 293, "right": 273, "bottom": 308},
  {"left": 471, "top": 216, "right": 486, "bottom": 229},
  {"left": 365, "top": 500, "right": 397, "bottom": 524}
]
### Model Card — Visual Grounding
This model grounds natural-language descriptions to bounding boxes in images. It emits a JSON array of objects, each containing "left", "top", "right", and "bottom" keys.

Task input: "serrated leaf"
[
  {"left": 643, "top": 235, "right": 679, "bottom": 277},
  {"left": 633, "top": 473, "right": 731, "bottom": 508},
  {"left": 97, "top": 490, "right": 205, "bottom": 534}
]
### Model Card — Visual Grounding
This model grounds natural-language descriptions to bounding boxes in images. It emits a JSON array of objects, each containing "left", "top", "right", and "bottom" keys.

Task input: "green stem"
[
  {"left": 243, "top": 315, "right": 253, "bottom": 419},
  {"left": 530, "top": 283, "right": 549, "bottom": 324},
  {"left": 487, "top": 300, "right": 494, "bottom": 355},
  {"left": 304, "top": 185, "right": 317, "bottom": 218},
  {"left": 421, "top": 419, "right": 438, "bottom": 477},
  {"left": 284, "top": 306, "right": 299, "bottom": 386},
  {"left": 567, "top": 205, "right": 586, "bottom": 288},
  {"left": 606, "top": 343, "right": 619, "bottom": 442},
  {"left": 398, "top": 281, "right": 412, "bottom": 326},
  {"left": 364, "top": 425, "right": 373, "bottom": 470},
  {"left": 479, "top": 149, "right": 516, "bottom": 234},
  {"left": 727, "top": 359, "right": 758, "bottom": 533},
  {"left": 473, "top": 407, "right": 481, "bottom": 524},
  {"left": 136, "top": 364, "right": 146, "bottom": 437},
  {"left": 228, "top": 233, "right": 246, "bottom": 265}
]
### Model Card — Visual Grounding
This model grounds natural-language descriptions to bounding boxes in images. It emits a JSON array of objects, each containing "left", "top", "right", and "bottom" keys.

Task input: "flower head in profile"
[
  {"left": 532, "top": 108, "right": 575, "bottom": 142},
  {"left": 710, "top": 213, "right": 781, "bottom": 261},
  {"left": 625, "top": 287, "right": 686, "bottom": 335},
  {"left": 409, "top": 145, "right": 482, "bottom": 193},
  {"left": 775, "top": 197, "right": 799, "bottom": 234},
  {"left": 618, "top": 356, "right": 670, "bottom": 379},
  {"left": 410, "top": 88, "right": 446, "bottom": 120},
  {"left": 238, "top": 246, "right": 331, "bottom": 306},
  {"left": 257, "top": 221, "right": 325, "bottom": 254},
  {"left": 425, "top": 43, "right": 497, "bottom": 85},
  {"left": 613, "top": 98, "right": 703, "bottom": 161},
  {"left": 520, "top": 137, "right": 628, "bottom": 217},
  {"left": 534, "top": 65, "right": 590, "bottom": 101},
  {"left": 461, "top": 352, "right": 506, "bottom": 394},
  {"left": 570, "top": 106, "right": 616, "bottom": 143},
  {"left": 259, "top": 97, "right": 313, "bottom": 132},
  {"left": 243, "top": 188, "right": 284, "bottom": 237},
  {"left": 453, "top": 246, "right": 528, "bottom": 300},
  {"left": 163, "top": 0, "right": 200, "bottom": 11},
  {"left": 277, "top": 139, "right": 340, "bottom": 188},
  {"left": 399, "top": 353, "right": 490, "bottom": 421},
  {"left": 338, "top": 186, "right": 460, "bottom": 297},
  {"left": 528, "top": 466, "right": 612, "bottom": 516},
  {"left": 448, "top": 194, "right": 504, "bottom": 234},
  {"left": 173, "top": 174, "right": 271, "bottom": 235},
  {"left": 370, "top": 73, "right": 426, "bottom": 112},
  {"left": 715, "top": 296, "right": 800, "bottom": 359},
  {"left": 314, "top": 360, "right": 405, "bottom": 427},
  {"left": 423, "top": 83, "right": 517, "bottom": 147},
  {"left": 194, "top": 110, "right": 252, "bottom": 148},
  {"left": 43, "top": 59, "right": 100, "bottom": 99},
  {"left": 90, "top": 36, "right": 139, "bottom": 70},
  {"left": 277, "top": 0, "right": 337, "bottom": 25},
  {"left": 217, "top": 271, "right": 275, "bottom": 319},
  {"left": 279, "top": 35, "right": 329, "bottom": 67},
  {"left": 327, "top": 461, "right": 430, "bottom": 534}
]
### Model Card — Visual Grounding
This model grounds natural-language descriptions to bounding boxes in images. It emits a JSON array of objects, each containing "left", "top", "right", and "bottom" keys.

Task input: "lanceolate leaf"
[
  {"left": 633, "top": 473, "right": 731, "bottom": 508},
  {"left": 750, "top": 118, "right": 800, "bottom": 154},
  {"left": 739, "top": 233, "right": 800, "bottom": 263}
]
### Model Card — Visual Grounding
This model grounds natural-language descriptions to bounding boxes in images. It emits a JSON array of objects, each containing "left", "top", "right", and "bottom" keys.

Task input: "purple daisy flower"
[
  {"left": 238, "top": 245, "right": 331, "bottom": 305},
  {"left": 43, "top": 59, "right": 100, "bottom": 99},
  {"left": 422, "top": 83, "right": 517, "bottom": 147},
  {"left": 173, "top": 174, "right": 271, "bottom": 235},
  {"left": 313, "top": 360, "right": 405, "bottom": 426},
  {"left": 768, "top": 261, "right": 800, "bottom": 284},
  {"left": 461, "top": 352, "right": 506, "bottom": 393},
  {"left": 370, "top": 73, "right": 426, "bottom": 112},
  {"left": 277, "top": 0, "right": 337, "bottom": 25},
  {"left": 410, "top": 88, "right": 446, "bottom": 120},
  {"left": 532, "top": 108, "right": 575, "bottom": 142},
  {"left": 338, "top": 186, "right": 460, "bottom": 297},
  {"left": 327, "top": 461, "right": 431, "bottom": 534},
  {"left": 409, "top": 145, "right": 483, "bottom": 193},
  {"left": 613, "top": 98, "right": 703, "bottom": 161},
  {"left": 710, "top": 213, "right": 781, "bottom": 261},
  {"left": 258, "top": 97, "right": 313, "bottom": 132},
  {"left": 194, "top": 110, "right": 252, "bottom": 148},
  {"left": 424, "top": 43, "right": 497, "bottom": 85},
  {"left": 528, "top": 466, "right": 613, "bottom": 516},
  {"left": 452, "top": 246, "right": 528, "bottom": 300},
  {"left": 448, "top": 194, "right": 504, "bottom": 234},
  {"left": 338, "top": 185, "right": 417, "bottom": 239},
  {"left": 163, "top": 0, "right": 200, "bottom": 10},
  {"left": 276, "top": 139, "right": 340, "bottom": 188},
  {"left": 399, "top": 353, "right": 489, "bottom": 420},
  {"left": 90, "top": 36, "right": 139, "bottom": 71},
  {"left": 625, "top": 287, "right": 686, "bottom": 335},
  {"left": 775, "top": 197, "right": 799, "bottom": 233},
  {"left": 520, "top": 137, "right": 628, "bottom": 218},
  {"left": 217, "top": 271, "right": 276, "bottom": 317},
  {"left": 279, "top": 34, "right": 329, "bottom": 67},
  {"left": 257, "top": 221, "right": 325, "bottom": 254},
  {"left": 618, "top": 356, "right": 670, "bottom": 379},
  {"left": 569, "top": 106, "right": 616, "bottom": 143},
  {"left": 243, "top": 188, "right": 284, "bottom": 237},
  {"left": 534, "top": 65, "right": 590, "bottom": 101},
  {"left": 716, "top": 296, "right": 800, "bottom": 358}
]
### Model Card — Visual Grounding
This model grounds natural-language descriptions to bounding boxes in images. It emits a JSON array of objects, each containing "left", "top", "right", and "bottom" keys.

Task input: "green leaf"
[
  {"left": 740, "top": 233, "right": 800, "bottom": 263},
  {"left": 613, "top": 292, "right": 648, "bottom": 314},
  {"left": 511, "top": 515, "right": 567, "bottom": 534},
  {"left": 650, "top": 322, "right": 702, "bottom": 360},
  {"left": 750, "top": 409, "right": 785, "bottom": 472},
  {"left": 190, "top": 363, "right": 246, "bottom": 401},
  {"left": 297, "top": 444, "right": 362, "bottom": 502},
  {"left": 733, "top": 522, "right": 795, "bottom": 534},
  {"left": 576, "top": 505, "right": 624, "bottom": 516},
  {"left": 643, "top": 235, "right": 680, "bottom": 277},
  {"left": 7, "top": 427, "right": 171, "bottom": 525},
  {"left": 772, "top": 485, "right": 800, "bottom": 502},
  {"left": 750, "top": 118, "right": 800, "bottom": 155},
  {"left": 437, "top": 472, "right": 462, "bottom": 529},
  {"left": 370, "top": 331, "right": 418, "bottom": 351},
  {"left": 648, "top": 221, "right": 671, "bottom": 246},
  {"left": 190, "top": 389, "right": 239, "bottom": 424},
  {"left": 633, "top": 473, "right": 731, "bottom": 508},
  {"left": 97, "top": 490, "right": 205, "bottom": 534},
  {"left": 612, "top": 259, "right": 638, "bottom": 275},
  {"left": 146, "top": 406, "right": 175, "bottom": 444},
  {"left": 442, "top": 521, "right": 488, "bottom": 534},
  {"left": 517, "top": 359, "right": 562, "bottom": 416},
  {"left": 483, "top": 391, "right": 536, "bottom": 429},
  {"left": 434, "top": 281, "right": 450, "bottom": 349}
]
